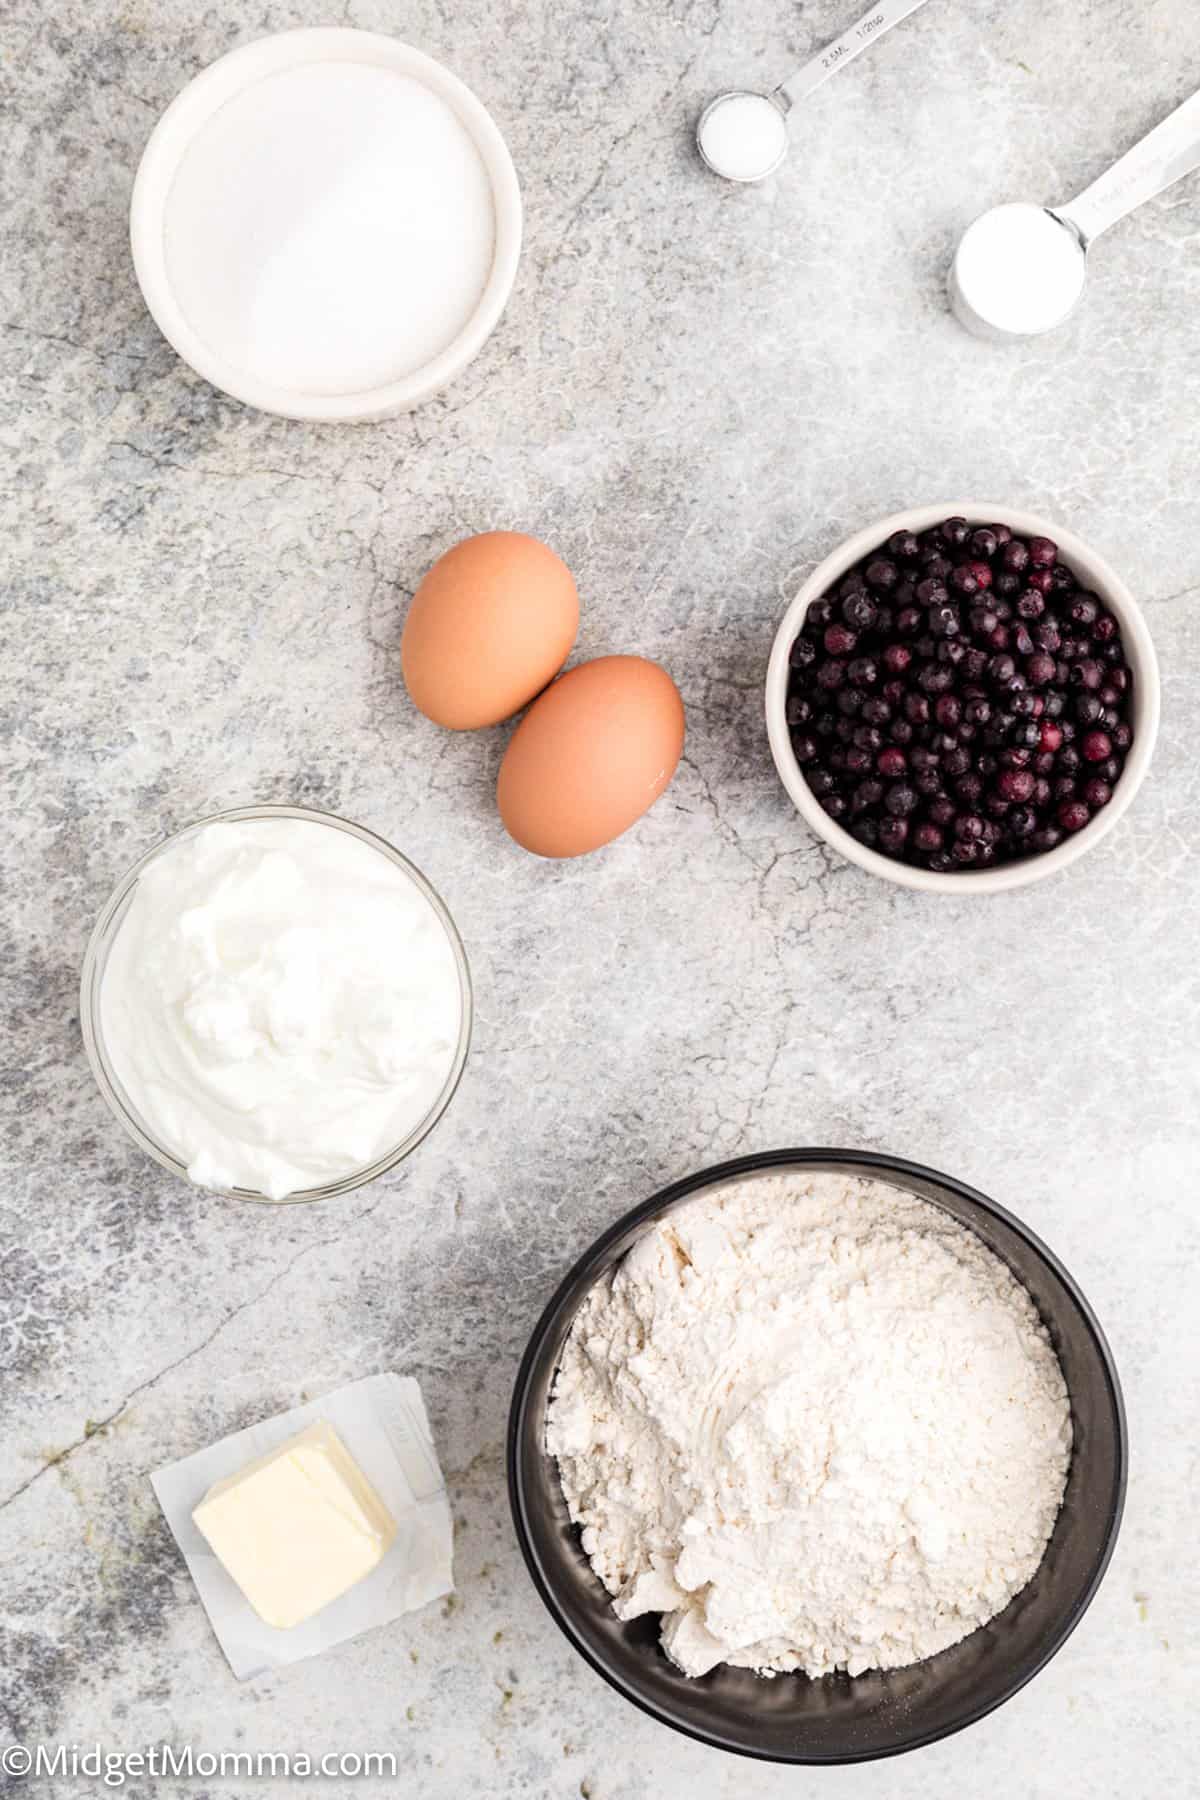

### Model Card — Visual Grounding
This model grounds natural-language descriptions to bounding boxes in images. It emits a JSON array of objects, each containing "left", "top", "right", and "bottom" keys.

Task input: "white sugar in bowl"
[{"left": 131, "top": 29, "right": 522, "bottom": 421}]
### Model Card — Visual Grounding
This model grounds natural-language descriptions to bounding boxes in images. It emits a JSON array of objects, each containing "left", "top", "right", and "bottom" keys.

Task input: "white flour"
[
  {"left": 547, "top": 1172, "right": 1071, "bottom": 1679},
  {"left": 951, "top": 202, "right": 1087, "bottom": 338}
]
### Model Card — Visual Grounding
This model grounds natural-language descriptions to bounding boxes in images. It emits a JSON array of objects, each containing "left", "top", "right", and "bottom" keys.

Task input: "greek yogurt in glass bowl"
[{"left": 80, "top": 805, "right": 472, "bottom": 1203}]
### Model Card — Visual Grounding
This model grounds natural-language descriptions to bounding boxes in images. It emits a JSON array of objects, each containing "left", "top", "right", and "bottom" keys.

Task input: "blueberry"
[
  {"left": 865, "top": 558, "right": 899, "bottom": 590},
  {"left": 998, "top": 768, "right": 1035, "bottom": 802},
  {"left": 841, "top": 592, "right": 878, "bottom": 632},
  {"left": 886, "top": 530, "right": 921, "bottom": 561}
]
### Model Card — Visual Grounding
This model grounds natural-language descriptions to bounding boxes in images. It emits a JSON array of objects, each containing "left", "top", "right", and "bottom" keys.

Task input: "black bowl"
[{"left": 507, "top": 1149, "right": 1127, "bottom": 1764}]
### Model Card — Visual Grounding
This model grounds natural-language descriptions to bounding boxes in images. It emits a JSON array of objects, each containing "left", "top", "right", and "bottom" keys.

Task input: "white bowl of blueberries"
[{"left": 765, "top": 505, "right": 1160, "bottom": 894}]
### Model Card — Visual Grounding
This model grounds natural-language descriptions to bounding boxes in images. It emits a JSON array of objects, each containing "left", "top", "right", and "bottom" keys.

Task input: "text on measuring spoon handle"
[
  {"left": 775, "top": 0, "right": 934, "bottom": 112},
  {"left": 1056, "top": 85, "right": 1200, "bottom": 247}
]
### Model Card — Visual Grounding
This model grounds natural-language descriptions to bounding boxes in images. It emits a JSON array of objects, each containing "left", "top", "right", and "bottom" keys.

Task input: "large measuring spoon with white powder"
[
  {"left": 696, "top": 0, "right": 934, "bottom": 184},
  {"left": 951, "top": 85, "right": 1200, "bottom": 341}
]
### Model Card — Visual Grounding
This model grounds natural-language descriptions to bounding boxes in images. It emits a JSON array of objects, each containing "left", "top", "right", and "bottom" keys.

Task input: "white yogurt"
[{"left": 99, "top": 818, "right": 464, "bottom": 1199}]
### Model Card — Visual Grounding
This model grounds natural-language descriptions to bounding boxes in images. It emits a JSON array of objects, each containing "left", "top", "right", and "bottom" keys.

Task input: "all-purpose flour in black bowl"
[{"left": 507, "top": 1149, "right": 1126, "bottom": 1764}]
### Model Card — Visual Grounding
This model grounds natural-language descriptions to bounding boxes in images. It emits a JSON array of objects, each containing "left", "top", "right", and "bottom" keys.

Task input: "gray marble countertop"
[{"left": 3, "top": 0, "right": 1198, "bottom": 1794}]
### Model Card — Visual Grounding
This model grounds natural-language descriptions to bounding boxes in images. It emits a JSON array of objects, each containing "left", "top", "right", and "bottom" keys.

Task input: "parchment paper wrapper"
[{"left": 151, "top": 1372, "right": 452, "bottom": 1679}]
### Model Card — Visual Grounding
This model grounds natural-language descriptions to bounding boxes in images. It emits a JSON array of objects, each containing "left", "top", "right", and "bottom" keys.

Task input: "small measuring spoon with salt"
[
  {"left": 951, "top": 85, "right": 1200, "bottom": 341},
  {"left": 697, "top": 0, "right": 934, "bottom": 184}
]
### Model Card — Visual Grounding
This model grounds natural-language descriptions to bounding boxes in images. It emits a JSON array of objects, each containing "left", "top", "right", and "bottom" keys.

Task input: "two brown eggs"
[{"left": 401, "top": 532, "right": 685, "bottom": 858}]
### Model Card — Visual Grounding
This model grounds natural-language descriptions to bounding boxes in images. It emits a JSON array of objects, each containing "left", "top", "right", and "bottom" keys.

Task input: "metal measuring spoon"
[
  {"left": 951, "top": 85, "right": 1200, "bottom": 341},
  {"left": 696, "top": 0, "right": 934, "bottom": 184}
]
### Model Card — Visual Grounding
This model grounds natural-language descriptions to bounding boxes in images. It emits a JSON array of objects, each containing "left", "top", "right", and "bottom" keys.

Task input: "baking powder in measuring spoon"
[{"left": 949, "top": 203, "right": 1087, "bottom": 340}]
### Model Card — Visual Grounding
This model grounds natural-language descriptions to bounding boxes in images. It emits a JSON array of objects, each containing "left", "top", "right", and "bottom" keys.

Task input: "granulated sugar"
[{"left": 163, "top": 62, "right": 496, "bottom": 394}]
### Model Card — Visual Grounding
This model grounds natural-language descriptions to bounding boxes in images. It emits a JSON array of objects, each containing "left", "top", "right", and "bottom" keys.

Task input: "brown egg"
[
  {"left": 401, "top": 531, "right": 579, "bottom": 729},
  {"left": 497, "top": 656, "right": 685, "bottom": 858}
]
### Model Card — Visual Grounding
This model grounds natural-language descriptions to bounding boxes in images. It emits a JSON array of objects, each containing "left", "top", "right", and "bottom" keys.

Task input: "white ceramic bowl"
[
  {"left": 130, "top": 29, "right": 522, "bottom": 421},
  {"left": 765, "top": 505, "right": 1160, "bottom": 894}
]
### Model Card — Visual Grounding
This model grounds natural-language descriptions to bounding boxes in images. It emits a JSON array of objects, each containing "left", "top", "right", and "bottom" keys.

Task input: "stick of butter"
[{"left": 192, "top": 1420, "right": 397, "bottom": 1630}]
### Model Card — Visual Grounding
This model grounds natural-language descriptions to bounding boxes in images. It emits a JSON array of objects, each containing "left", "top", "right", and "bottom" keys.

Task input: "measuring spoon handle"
[
  {"left": 773, "top": 0, "right": 934, "bottom": 113},
  {"left": 1055, "top": 86, "right": 1200, "bottom": 247}
]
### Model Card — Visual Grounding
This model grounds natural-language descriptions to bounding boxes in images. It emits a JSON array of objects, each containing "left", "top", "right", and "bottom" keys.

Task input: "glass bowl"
[
  {"left": 507, "top": 1148, "right": 1126, "bottom": 1763},
  {"left": 80, "top": 803, "right": 473, "bottom": 1204}
]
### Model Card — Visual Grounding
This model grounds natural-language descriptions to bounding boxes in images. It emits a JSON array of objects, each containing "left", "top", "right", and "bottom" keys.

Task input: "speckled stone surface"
[{"left": 2, "top": 0, "right": 1198, "bottom": 1793}]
